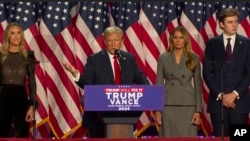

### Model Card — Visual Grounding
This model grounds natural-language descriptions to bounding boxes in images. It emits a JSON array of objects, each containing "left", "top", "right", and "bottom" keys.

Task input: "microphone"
[{"left": 114, "top": 49, "right": 126, "bottom": 60}]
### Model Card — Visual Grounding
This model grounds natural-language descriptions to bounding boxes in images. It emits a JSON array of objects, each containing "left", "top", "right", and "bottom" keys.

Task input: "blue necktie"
[{"left": 226, "top": 38, "right": 232, "bottom": 61}]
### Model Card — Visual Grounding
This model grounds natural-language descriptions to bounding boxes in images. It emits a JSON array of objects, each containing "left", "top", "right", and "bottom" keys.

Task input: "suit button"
[
  {"left": 182, "top": 75, "right": 185, "bottom": 78},
  {"left": 180, "top": 83, "right": 183, "bottom": 86},
  {"left": 172, "top": 83, "right": 174, "bottom": 86}
]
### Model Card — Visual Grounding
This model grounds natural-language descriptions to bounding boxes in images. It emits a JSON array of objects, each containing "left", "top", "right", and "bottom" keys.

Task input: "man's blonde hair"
[{"left": 103, "top": 26, "right": 123, "bottom": 40}]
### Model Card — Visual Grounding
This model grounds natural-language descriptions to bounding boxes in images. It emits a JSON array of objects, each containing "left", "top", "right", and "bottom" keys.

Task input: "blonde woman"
[{"left": 0, "top": 22, "right": 36, "bottom": 137}]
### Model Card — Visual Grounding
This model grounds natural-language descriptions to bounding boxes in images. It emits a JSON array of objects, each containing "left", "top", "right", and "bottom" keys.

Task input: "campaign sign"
[
  {"left": 83, "top": 85, "right": 164, "bottom": 111},
  {"left": 230, "top": 124, "right": 250, "bottom": 141}
]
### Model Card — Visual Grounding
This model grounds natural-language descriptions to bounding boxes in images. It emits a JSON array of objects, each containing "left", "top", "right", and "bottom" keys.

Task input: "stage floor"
[{"left": 0, "top": 137, "right": 229, "bottom": 141}]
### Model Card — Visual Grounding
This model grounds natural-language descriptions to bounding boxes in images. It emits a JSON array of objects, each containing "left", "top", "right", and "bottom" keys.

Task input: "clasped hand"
[{"left": 222, "top": 92, "right": 237, "bottom": 109}]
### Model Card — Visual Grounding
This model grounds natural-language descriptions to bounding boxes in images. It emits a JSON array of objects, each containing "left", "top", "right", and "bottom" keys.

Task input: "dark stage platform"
[{"left": 0, "top": 137, "right": 229, "bottom": 141}]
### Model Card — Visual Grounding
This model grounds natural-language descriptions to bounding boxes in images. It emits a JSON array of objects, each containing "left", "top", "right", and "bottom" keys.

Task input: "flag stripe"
[{"left": 1, "top": 2, "right": 250, "bottom": 138}]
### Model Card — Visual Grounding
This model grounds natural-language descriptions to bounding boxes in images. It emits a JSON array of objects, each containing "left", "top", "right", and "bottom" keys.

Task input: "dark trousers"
[
  {"left": 0, "top": 85, "right": 30, "bottom": 137},
  {"left": 82, "top": 111, "right": 105, "bottom": 138},
  {"left": 210, "top": 108, "right": 249, "bottom": 137}
]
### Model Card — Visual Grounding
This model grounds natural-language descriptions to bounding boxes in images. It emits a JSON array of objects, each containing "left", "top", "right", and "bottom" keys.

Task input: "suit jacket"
[
  {"left": 77, "top": 49, "right": 149, "bottom": 87},
  {"left": 156, "top": 52, "right": 202, "bottom": 113},
  {"left": 203, "top": 34, "right": 250, "bottom": 114},
  {"left": 77, "top": 49, "right": 149, "bottom": 130}
]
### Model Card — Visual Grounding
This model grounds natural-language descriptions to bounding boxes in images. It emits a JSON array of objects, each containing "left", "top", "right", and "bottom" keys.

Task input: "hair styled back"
[
  {"left": 167, "top": 26, "right": 197, "bottom": 72},
  {"left": 0, "top": 22, "right": 27, "bottom": 61},
  {"left": 103, "top": 26, "right": 124, "bottom": 40}
]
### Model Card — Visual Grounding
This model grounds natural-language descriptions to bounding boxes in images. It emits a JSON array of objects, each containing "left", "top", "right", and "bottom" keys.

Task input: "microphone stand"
[
  {"left": 219, "top": 61, "right": 225, "bottom": 141},
  {"left": 205, "top": 57, "right": 230, "bottom": 141},
  {"left": 30, "top": 59, "right": 39, "bottom": 141},
  {"left": 33, "top": 91, "right": 36, "bottom": 141},
  {"left": 25, "top": 51, "right": 39, "bottom": 141}
]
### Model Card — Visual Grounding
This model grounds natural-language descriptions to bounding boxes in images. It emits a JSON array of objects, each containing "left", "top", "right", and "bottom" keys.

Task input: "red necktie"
[
  {"left": 226, "top": 38, "right": 232, "bottom": 61},
  {"left": 113, "top": 55, "right": 121, "bottom": 84}
]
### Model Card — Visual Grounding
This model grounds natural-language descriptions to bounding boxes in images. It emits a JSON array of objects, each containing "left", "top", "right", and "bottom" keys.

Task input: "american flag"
[
  {"left": 134, "top": 2, "right": 179, "bottom": 136},
  {"left": 0, "top": 2, "right": 7, "bottom": 41},
  {"left": 38, "top": 2, "right": 83, "bottom": 138},
  {"left": 0, "top": 2, "right": 249, "bottom": 138},
  {"left": 74, "top": 2, "right": 110, "bottom": 72},
  {"left": 140, "top": 2, "right": 179, "bottom": 84},
  {"left": 180, "top": 2, "right": 214, "bottom": 135}
]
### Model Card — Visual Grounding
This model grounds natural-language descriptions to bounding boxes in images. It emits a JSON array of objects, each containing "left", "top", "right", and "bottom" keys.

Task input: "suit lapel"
[
  {"left": 102, "top": 50, "right": 115, "bottom": 83},
  {"left": 169, "top": 53, "right": 184, "bottom": 80},
  {"left": 232, "top": 34, "right": 243, "bottom": 59}
]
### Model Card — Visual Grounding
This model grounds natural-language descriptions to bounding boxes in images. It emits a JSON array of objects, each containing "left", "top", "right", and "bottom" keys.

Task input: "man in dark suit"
[
  {"left": 63, "top": 26, "right": 149, "bottom": 138},
  {"left": 203, "top": 8, "right": 250, "bottom": 137}
]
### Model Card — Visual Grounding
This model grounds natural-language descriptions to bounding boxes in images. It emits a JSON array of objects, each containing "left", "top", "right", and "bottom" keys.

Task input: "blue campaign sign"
[{"left": 83, "top": 85, "right": 164, "bottom": 111}]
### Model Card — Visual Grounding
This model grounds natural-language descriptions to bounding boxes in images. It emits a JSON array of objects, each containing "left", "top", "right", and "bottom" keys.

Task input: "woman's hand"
[
  {"left": 25, "top": 106, "right": 34, "bottom": 122},
  {"left": 191, "top": 112, "right": 201, "bottom": 126},
  {"left": 154, "top": 111, "right": 162, "bottom": 125}
]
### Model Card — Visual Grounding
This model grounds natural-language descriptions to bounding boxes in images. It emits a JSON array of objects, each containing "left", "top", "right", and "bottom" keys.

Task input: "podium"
[
  {"left": 100, "top": 111, "right": 141, "bottom": 138},
  {"left": 84, "top": 85, "right": 164, "bottom": 138}
]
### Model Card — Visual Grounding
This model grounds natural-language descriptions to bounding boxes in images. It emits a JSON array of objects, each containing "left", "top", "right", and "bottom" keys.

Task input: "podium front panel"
[{"left": 83, "top": 85, "right": 164, "bottom": 111}]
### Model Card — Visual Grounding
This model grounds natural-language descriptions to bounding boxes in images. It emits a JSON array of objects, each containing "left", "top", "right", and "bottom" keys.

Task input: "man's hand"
[
  {"left": 222, "top": 92, "right": 237, "bottom": 109},
  {"left": 63, "top": 62, "right": 79, "bottom": 77}
]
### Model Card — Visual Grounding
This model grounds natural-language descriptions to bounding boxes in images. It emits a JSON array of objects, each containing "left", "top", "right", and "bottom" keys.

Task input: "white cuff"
[
  {"left": 73, "top": 72, "right": 80, "bottom": 82},
  {"left": 233, "top": 90, "right": 240, "bottom": 99},
  {"left": 216, "top": 93, "right": 222, "bottom": 101}
]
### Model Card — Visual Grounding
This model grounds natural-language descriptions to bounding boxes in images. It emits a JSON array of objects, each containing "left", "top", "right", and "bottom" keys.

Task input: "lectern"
[{"left": 83, "top": 85, "right": 164, "bottom": 138}]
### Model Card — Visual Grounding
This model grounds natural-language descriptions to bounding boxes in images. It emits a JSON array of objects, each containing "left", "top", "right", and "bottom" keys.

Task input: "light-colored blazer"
[{"left": 156, "top": 52, "right": 202, "bottom": 112}]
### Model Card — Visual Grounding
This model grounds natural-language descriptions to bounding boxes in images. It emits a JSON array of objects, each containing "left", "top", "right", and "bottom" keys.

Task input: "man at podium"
[{"left": 63, "top": 26, "right": 149, "bottom": 138}]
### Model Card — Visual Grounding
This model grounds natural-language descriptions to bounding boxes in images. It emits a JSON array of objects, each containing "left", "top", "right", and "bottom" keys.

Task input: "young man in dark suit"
[
  {"left": 203, "top": 8, "right": 250, "bottom": 136},
  {"left": 64, "top": 26, "right": 149, "bottom": 138}
]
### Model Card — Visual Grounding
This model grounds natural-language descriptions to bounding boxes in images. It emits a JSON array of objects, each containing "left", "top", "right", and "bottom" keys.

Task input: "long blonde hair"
[
  {"left": 0, "top": 22, "right": 28, "bottom": 61},
  {"left": 167, "top": 26, "right": 197, "bottom": 72}
]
